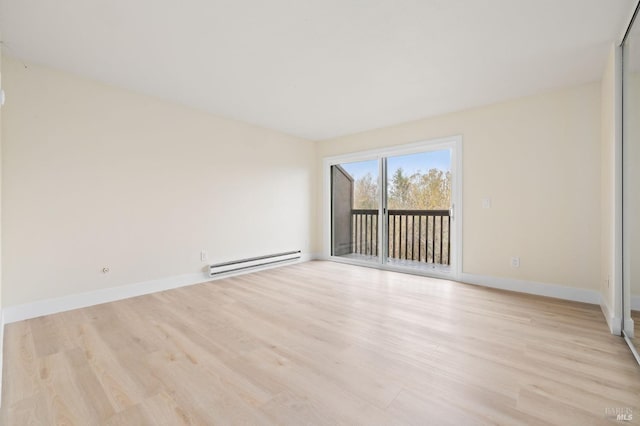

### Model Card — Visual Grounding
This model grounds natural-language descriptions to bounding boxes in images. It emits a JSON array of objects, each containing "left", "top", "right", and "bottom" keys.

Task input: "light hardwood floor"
[{"left": 2, "top": 261, "right": 639, "bottom": 425}]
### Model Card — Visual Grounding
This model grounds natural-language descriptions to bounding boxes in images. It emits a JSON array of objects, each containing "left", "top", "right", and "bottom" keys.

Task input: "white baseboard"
[
  {"left": 600, "top": 298, "right": 622, "bottom": 335},
  {"left": 631, "top": 295, "right": 640, "bottom": 311},
  {"left": 4, "top": 255, "right": 314, "bottom": 324},
  {"left": 460, "top": 273, "right": 601, "bottom": 305},
  {"left": 2, "top": 255, "right": 607, "bottom": 325},
  {"left": 316, "top": 257, "right": 602, "bottom": 306}
]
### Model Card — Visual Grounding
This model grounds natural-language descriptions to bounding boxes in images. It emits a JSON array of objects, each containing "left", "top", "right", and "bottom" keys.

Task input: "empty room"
[{"left": 1, "top": 0, "right": 640, "bottom": 424}]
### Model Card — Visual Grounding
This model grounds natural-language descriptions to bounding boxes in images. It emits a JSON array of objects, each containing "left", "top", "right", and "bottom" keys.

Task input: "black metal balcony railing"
[{"left": 351, "top": 209, "right": 450, "bottom": 265}]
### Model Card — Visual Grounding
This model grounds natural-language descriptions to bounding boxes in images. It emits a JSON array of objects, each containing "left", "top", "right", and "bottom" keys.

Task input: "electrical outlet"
[
  {"left": 510, "top": 257, "right": 520, "bottom": 268},
  {"left": 200, "top": 250, "right": 208, "bottom": 262}
]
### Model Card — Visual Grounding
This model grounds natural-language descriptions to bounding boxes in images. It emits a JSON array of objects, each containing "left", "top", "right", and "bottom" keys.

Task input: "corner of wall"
[
  {"left": 601, "top": 297, "right": 622, "bottom": 335},
  {"left": 599, "top": 43, "right": 623, "bottom": 335}
]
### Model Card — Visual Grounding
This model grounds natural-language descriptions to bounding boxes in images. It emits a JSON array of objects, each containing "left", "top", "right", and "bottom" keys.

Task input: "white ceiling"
[{"left": 0, "top": 0, "right": 635, "bottom": 140}]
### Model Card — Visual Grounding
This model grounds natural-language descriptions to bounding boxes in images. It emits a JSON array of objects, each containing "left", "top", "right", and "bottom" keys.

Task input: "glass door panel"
[
  {"left": 385, "top": 150, "right": 452, "bottom": 272},
  {"left": 331, "top": 159, "right": 380, "bottom": 264}
]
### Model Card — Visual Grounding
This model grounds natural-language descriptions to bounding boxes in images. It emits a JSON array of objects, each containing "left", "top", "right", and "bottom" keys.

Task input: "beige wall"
[
  {"left": 0, "top": 54, "right": 609, "bottom": 307},
  {"left": 1, "top": 56, "right": 315, "bottom": 307},
  {"left": 316, "top": 83, "right": 602, "bottom": 290},
  {"left": 600, "top": 45, "right": 621, "bottom": 326}
]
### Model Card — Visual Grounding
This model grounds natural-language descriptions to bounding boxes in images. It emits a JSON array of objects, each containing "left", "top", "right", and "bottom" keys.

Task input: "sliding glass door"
[{"left": 327, "top": 138, "right": 460, "bottom": 278}]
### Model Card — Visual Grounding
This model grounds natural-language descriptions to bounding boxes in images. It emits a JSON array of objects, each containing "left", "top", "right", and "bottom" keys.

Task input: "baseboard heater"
[{"left": 209, "top": 250, "right": 301, "bottom": 277}]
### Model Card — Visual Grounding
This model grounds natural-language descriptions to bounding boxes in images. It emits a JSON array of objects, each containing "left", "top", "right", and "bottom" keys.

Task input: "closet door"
[{"left": 622, "top": 6, "right": 640, "bottom": 361}]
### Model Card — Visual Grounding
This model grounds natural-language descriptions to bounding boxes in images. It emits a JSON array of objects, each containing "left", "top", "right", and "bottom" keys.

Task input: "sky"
[{"left": 340, "top": 149, "right": 451, "bottom": 182}]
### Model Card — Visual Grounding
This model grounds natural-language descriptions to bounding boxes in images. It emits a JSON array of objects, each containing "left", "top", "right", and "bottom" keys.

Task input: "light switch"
[{"left": 482, "top": 198, "right": 491, "bottom": 209}]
